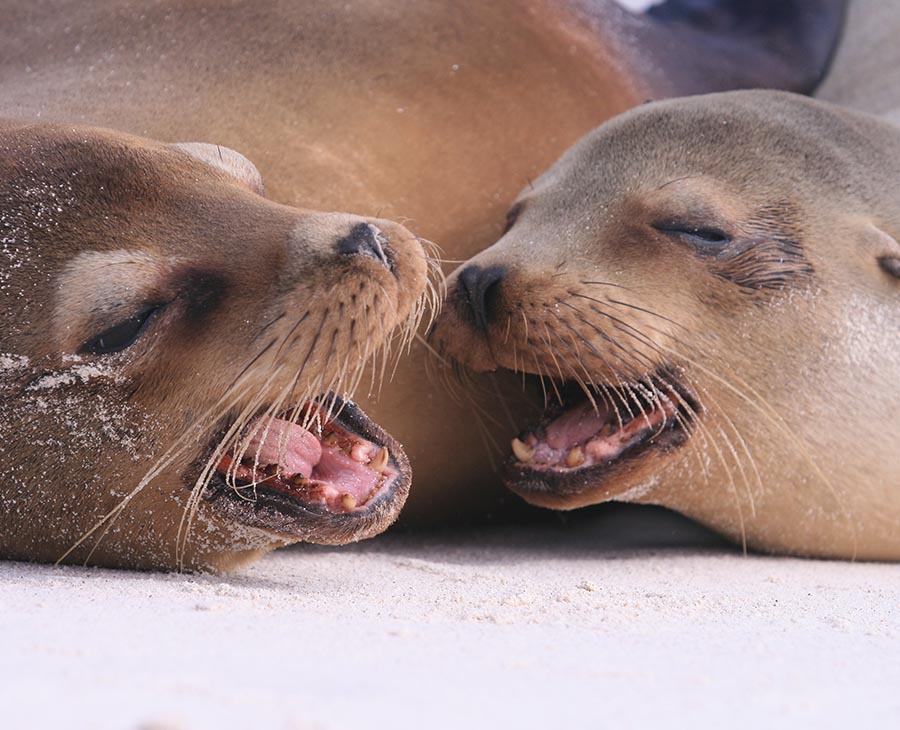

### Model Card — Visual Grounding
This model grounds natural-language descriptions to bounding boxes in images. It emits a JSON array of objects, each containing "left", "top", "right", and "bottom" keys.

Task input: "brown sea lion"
[
  {"left": 430, "top": 87, "right": 900, "bottom": 560},
  {"left": 0, "top": 120, "right": 430, "bottom": 570},
  {"left": 0, "top": 0, "right": 848, "bottom": 528}
]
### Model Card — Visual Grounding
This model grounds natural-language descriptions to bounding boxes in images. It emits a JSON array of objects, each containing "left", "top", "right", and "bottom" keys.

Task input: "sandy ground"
[{"left": 3, "top": 505, "right": 898, "bottom": 730}]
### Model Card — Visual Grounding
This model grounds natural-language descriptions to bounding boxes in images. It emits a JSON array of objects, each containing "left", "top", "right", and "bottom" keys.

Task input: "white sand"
[{"left": 3, "top": 505, "right": 898, "bottom": 730}]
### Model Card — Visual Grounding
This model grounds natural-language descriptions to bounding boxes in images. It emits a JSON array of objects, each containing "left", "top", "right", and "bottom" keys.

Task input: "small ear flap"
[{"left": 173, "top": 143, "right": 265, "bottom": 197}]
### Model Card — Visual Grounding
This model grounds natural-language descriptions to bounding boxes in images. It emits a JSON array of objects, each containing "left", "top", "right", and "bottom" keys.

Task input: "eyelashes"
[{"left": 79, "top": 305, "right": 164, "bottom": 356}]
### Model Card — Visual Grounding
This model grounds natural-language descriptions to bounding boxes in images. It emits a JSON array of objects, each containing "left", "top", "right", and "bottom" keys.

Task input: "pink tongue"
[
  {"left": 243, "top": 417, "right": 323, "bottom": 477},
  {"left": 315, "top": 446, "right": 380, "bottom": 501},
  {"left": 545, "top": 400, "right": 610, "bottom": 450}
]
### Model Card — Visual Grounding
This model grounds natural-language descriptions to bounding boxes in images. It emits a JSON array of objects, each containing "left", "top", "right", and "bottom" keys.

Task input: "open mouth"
[
  {"left": 201, "top": 394, "right": 410, "bottom": 538},
  {"left": 504, "top": 372, "right": 696, "bottom": 498}
]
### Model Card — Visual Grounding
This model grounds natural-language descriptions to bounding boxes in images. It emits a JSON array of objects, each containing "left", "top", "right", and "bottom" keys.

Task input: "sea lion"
[
  {"left": 0, "top": 120, "right": 430, "bottom": 570},
  {"left": 430, "top": 89, "right": 900, "bottom": 560},
  {"left": 815, "top": 0, "right": 900, "bottom": 121},
  {"left": 0, "top": 0, "right": 848, "bottom": 526}
]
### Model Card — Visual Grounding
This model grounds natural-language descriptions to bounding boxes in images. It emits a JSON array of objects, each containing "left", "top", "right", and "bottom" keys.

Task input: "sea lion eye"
[
  {"left": 653, "top": 222, "right": 731, "bottom": 251},
  {"left": 503, "top": 202, "right": 524, "bottom": 234},
  {"left": 79, "top": 305, "right": 163, "bottom": 356}
]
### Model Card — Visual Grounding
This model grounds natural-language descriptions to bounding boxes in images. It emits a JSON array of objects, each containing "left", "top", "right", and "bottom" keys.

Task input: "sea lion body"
[
  {"left": 0, "top": 120, "right": 429, "bottom": 570},
  {"left": 0, "top": 0, "right": 848, "bottom": 526},
  {"left": 816, "top": 0, "right": 900, "bottom": 122},
  {"left": 431, "top": 88, "right": 900, "bottom": 559}
]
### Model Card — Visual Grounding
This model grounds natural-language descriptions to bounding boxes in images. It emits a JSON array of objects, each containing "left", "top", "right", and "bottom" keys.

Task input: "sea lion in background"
[
  {"left": 815, "top": 0, "right": 900, "bottom": 120},
  {"left": 0, "top": 0, "right": 847, "bottom": 529},
  {"left": 0, "top": 120, "right": 430, "bottom": 570},
  {"left": 430, "top": 87, "right": 900, "bottom": 560}
]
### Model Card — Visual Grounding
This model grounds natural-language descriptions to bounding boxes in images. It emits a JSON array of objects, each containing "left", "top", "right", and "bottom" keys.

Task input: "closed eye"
[
  {"left": 653, "top": 222, "right": 732, "bottom": 251},
  {"left": 79, "top": 305, "right": 164, "bottom": 356},
  {"left": 503, "top": 202, "right": 523, "bottom": 234}
]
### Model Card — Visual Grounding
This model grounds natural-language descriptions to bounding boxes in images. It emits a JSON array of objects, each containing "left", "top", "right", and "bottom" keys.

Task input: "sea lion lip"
[
  {"left": 198, "top": 394, "right": 412, "bottom": 539},
  {"left": 502, "top": 421, "right": 687, "bottom": 502},
  {"left": 500, "top": 372, "right": 696, "bottom": 503}
]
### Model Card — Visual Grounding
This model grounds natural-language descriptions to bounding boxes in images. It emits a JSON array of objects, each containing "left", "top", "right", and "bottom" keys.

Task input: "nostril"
[
  {"left": 336, "top": 223, "right": 392, "bottom": 270},
  {"left": 457, "top": 264, "right": 506, "bottom": 332}
]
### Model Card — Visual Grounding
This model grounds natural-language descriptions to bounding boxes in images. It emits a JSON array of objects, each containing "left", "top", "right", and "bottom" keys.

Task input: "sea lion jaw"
[
  {"left": 502, "top": 375, "right": 697, "bottom": 510},
  {"left": 202, "top": 395, "right": 411, "bottom": 546},
  {"left": 430, "top": 232, "right": 706, "bottom": 512},
  {"left": 0, "top": 121, "right": 430, "bottom": 570}
]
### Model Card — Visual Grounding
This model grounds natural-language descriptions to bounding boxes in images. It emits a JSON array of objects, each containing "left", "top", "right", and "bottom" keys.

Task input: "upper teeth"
[
  {"left": 351, "top": 443, "right": 372, "bottom": 463},
  {"left": 370, "top": 447, "right": 389, "bottom": 472},
  {"left": 512, "top": 438, "right": 534, "bottom": 463}
]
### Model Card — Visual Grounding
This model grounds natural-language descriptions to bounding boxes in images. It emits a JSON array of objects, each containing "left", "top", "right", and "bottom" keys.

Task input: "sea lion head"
[
  {"left": 0, "top": 120, "right": 432, "bottom": 570},
  {"left": 430, "top": 90, "right": 900, "bottom": 559}
]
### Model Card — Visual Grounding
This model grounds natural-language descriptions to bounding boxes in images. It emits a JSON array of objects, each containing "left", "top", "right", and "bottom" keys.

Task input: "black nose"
[
  {"left": 457, "top": 264, "right": 506, "bottom": 332},
  {"left": 336, "top": 223, "right": 392, "bottom": 270}
]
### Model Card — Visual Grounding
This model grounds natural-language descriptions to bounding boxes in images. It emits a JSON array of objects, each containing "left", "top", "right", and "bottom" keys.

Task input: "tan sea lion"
[
  {"left": 0, "top": 0, "right": 848, "bottom": 527},
  {"left": 0, "top": 120, "right": 430, "bottom": 570},
  {"left": 430, "top": 89, "right": 900, "bottom": 560}
]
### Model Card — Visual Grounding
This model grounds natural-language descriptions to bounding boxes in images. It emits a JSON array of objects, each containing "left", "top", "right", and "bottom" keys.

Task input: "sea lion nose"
[
  {"left": 336, "top": 222, "right": 392, "bottom": 270},
  {"left": 457, "top": 264, "right": 506, "bottom": 332}
]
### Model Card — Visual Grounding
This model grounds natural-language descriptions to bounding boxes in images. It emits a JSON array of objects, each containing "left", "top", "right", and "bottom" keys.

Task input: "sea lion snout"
[
  {"left": 429, "top": 260, "right": 515, "bottom": 373},
  {"left": 336, "top": 223, "right": 392, "bottom": 271},
  {"left": 456, "top": 264, "right": 506, "bottom": 333},
  {"left": 288, "top": 213, "right": 423, "bottom": 288}
]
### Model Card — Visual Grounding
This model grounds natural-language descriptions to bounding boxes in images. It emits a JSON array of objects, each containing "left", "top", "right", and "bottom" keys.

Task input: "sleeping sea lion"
[
  {"left": 430, "top": 87, "right": 900, "bottom": 559},
  {"left": 0, "top": 120, "right": 430, "bottom": 570}
]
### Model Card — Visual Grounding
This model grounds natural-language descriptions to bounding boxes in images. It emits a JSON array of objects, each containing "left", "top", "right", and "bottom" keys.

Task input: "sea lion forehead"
[
  {"left": 0, "top": 121, "right": 260, "bottom": 212},
  {"left": 3, "top": 122, "right": 166, "bottom": 178},
  {"left": 525, "top": 91, "right": 876, "bottom": 221}
]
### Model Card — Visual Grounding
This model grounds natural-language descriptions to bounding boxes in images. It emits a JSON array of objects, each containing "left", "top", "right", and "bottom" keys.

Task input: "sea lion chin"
[
  {"left": 0, "top": 120, "right": 431, "bottom": 571},
  {"left": 430, "top": 90, "right": 900, "bottom": 561}
]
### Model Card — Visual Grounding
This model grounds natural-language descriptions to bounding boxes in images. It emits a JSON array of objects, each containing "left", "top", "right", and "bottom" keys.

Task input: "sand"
[{"left": 3, "top": 505, "right": 898, "bottom": 730}]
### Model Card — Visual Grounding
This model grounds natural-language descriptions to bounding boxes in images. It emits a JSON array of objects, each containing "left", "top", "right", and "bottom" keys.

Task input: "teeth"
[
  {"left": 567, "top": 446, "right": 585, "bottom": 468},
  {"left": 290, "top": 474, "right": 309, "bottom": 487},
  {"left": 340, "top": 493, "right": 358, "bottom": 510},
  {"left": 512, "top": 437, "right": 534, "bottom": 463},
  {"left": 351, "top": 443, "right": 371, "bottom": 463},
  {"left": 369, "top": 447, "right": 389, "bottom": 472}
]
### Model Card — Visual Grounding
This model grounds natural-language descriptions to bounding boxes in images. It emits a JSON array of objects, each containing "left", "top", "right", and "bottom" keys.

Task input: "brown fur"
[
  {"left": 0, "top": 121, "right": 428, "bottom": 570},
  {"left": 0, "top": 0, "right": 846, "bottom": 525},
  {"left": 431, "top": 90, "right": 900, "bottom": 559}
]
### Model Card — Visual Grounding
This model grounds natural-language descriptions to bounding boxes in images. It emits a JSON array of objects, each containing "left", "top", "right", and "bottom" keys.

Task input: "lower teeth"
[{"left": 567, "top": 446, "right": 585, "bottom": 468}]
